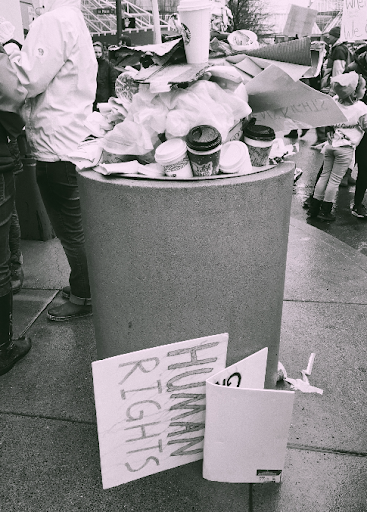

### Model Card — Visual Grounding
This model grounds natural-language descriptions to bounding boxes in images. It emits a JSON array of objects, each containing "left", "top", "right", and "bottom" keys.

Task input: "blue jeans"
[
  {"left": 36, "top": 161, "right": 91, "bottom": 304},
  {"left": 314, "top": 144, "right": 355, "bottom": 203},
  {"left": 0, "top": 172, "right": 15, "bottom": 298}
]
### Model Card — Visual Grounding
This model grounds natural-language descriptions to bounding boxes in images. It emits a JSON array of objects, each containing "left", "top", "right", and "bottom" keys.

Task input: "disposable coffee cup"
[
  {"left": 186, "top": 125, "right": 222, "bottom": 177},
  {"left": 219, "top": 141, "right": 253, "bottom": 175},
  {"left": 178, "top": 0, "right": 212, "bottom": 64},
  {"left": 155, "top": 138, "right": 193, "bottom": 178},
  {"left": 243, "top": 123, "right": 275, "bottom": 167}
]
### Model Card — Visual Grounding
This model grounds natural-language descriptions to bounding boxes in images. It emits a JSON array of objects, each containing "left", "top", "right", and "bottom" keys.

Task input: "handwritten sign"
[
  {"left": 246, "top": 65, "right": 347, "bottom": 131},
  {"left": 92, "top": 333, "right": 228, "bottom": 489},
  {"left": 203, "top": 348, "right": 295, "bottom": 483},
  {"left": 341, "top": 0, "right": 367, "bottom": 42},
  {"left": 283, "top": 5, "right": 318, "bottom": 38}
]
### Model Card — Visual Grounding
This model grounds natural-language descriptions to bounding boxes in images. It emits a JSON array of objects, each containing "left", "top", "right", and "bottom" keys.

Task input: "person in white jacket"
[{"left": 10, "top": 0, "right": 97, "bottom": 321}]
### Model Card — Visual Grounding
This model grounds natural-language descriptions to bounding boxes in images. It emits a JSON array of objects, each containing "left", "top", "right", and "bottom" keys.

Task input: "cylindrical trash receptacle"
[
  {"left": 78, "top": 162, "right": 294, "bottom": 388},
  {"left": 15, "top": 158, "right": 54, "bottom": 241}
]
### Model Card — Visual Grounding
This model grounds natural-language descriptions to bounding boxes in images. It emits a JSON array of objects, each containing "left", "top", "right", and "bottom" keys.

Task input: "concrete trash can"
[
  {"left": 15, "top": 158, "right": 54, "bottom": 241},
  {"left": 78, "top": 162, "right": 294, "bottom": 388}
]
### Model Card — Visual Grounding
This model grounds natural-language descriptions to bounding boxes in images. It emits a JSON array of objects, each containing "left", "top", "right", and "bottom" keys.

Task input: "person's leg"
[
  {"left": 313, "top": 146, "right": 334, "bottom": 201},
  {"left": 353, "top": 136, "right": 367, "bottom": 217},
  {"left": 36, "top": 161, "right": 92, "bottom": 321},
  {"left": 0, "top": 172, "right": 31, "bottom": 375},
  {"left": 323, "top": 146, "right": 355, "bottom": 204},
  {"left": 9, "top": 204, "right": 24, "bottom": 293}
]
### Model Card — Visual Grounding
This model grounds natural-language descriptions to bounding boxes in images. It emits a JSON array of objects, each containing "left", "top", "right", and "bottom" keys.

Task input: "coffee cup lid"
[
  {"left": 178, "top": 0, "right": 212, "bottom": 11},
  {"left": 219, "top": 141, "right": 249, "bottom": 172},
  {"left": 186, "top": 125, "right": 222, "bottom": 152},
  {"left": 155, "top": 138, "right": 187, "bottom": 164},
  {"left": 243, "top": 123, "right": 275, "bottom": 142}
]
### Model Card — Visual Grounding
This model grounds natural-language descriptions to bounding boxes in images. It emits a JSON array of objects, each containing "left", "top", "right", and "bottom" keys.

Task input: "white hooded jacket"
[{"left": 11, "top": 0, "right": 97, "bottom": 161}]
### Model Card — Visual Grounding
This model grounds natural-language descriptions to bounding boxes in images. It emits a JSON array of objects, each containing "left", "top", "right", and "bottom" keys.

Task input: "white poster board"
[
  {"left": 341, "top": 0, "right": 367, "bottom": 42},
  {"left": 283, "top": 5, "right": 318, "bottom": 38},
  {"left": 92, "top": 333, "right": 228, "bottom": 489},
  {"left": 203, "top": 348, "right": 295, "bottom": 483}
]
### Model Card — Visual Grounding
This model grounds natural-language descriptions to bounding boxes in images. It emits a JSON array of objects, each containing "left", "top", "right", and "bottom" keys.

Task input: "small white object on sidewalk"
[{"left": 284, "top": 353, "right": 323, "bottom": 394}]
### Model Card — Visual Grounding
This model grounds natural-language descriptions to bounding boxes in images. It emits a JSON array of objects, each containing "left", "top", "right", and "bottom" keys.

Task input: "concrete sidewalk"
[{"left": 1, "top": 217, "right": 367, "bottom": 512}]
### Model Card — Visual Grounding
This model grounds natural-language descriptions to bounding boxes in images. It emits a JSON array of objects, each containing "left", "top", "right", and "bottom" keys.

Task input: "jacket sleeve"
[
  {"left": 10, "top": 14, "right": 75, "bottom": 98},
  {"left": 0, "top": 51, "right": 27, "bottom": 114}
]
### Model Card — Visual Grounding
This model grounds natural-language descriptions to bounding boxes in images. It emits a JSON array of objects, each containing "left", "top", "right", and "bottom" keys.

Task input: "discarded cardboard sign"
[
  {"left": 203, "top": 348, "right": 295, "bottom": 483},
  {"left": 245, "top": 65, "right": 347, "bottom": 131},
  {"left": 92, "top": 333, "right": 228, "bottom": 489},
  {"left": 283, "top": 5, "right": 318, "bottom": 38}
]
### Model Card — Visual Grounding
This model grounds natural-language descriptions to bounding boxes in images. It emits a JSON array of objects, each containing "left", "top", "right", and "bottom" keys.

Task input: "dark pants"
[
  {"left": 354, "top": 133, "right": 367, "bottom": 207},
  {"left": 36, "top": 161, "right": 91, "bottom": 303},
  {"left": 0, "top": 172, "right": 15, "bottom": 298}
]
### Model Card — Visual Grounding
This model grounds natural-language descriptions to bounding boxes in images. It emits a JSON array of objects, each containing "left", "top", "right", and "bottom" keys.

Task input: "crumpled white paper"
[{"left": 284, "top": 353, "right": 323, "bottom": 394}]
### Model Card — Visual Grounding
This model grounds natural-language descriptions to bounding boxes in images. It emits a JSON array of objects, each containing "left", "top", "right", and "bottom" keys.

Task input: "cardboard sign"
[
  {"left": 283, "top": 5, "right": 318, "bottom": 38},
  {"left": 245, "top": 65, "right": 347, "bottom": 131},
  {"left": 203, "top": 348, "right": 295, "bottom": 483},
  {"left": 92, "top": 333, "right": 228, "bottom": 489},
  {"left": 341, "top": 0, "right": 367, "bottom": 42}
]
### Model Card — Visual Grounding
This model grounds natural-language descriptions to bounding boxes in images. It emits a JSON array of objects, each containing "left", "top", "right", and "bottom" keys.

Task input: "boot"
[
  {"left": 318, "top": 201, "right": 336, "bottom": 221},
  {"left": 307, "top": 197, "right": 322, "bottom": 218},
  {"left": 0, "top": 291, "right": 31, "bottom": 376},
  {"left": 340, "top": 168, "right": 356, "bottom": 187}
]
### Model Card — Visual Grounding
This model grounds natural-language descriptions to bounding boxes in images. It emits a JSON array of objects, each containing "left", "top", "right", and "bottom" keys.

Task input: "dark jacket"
[{"left": 94, "top": 58, "right": 119, "bottom": 108}]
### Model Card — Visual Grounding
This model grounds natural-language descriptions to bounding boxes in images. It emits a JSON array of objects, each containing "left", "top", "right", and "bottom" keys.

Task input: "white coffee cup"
[
  {"left": 155, "top": 138, "right": 193, "bottom": 178},
  {"left": 178, "top": 0, "right": 212, "bottom": 64}
]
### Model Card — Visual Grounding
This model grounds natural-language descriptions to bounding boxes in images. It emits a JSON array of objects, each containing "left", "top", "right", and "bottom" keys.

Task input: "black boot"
[
  {"left": 318, "top": 201, "right": 336, "bottom": 221},
  {"left": 0, "top": 291, "right": 31, "bottom": 376},
  {"left": 307, "top": 197, "right": 322, "bottom": 218}
]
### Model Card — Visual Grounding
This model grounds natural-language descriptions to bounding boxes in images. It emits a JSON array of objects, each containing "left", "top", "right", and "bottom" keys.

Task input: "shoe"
[
  {"left": 318, "top": 201, "right": 336, "bottom": 221},
  {"left": 307, "top": 198, "right": 322, "bottom": 218},
  {"left": 62, "top": 286, "right": 70, "bottom": 299},
  {"left": 11, "top": 266, "right": 24, "bottom": 294},
  {"left": 0, "top": 337, "right": 32, "bottom": 376},
  {"left": 300, "top": 129, "right": 309, "bottom": 137},
  {"left": 352, "top": 204, "right": 367, "bottom": 218},
  {"left": 303, "top": 195, "right": 313, "bottom": 209},
  {"left": 284, "top": 130, "right": 298, "bottom": 138},
  {"left": 47, "top": 301, "right": 92, "bottom": 321},
  {"left": 294, "top": 168, "right": 302, "bottom": 182}
]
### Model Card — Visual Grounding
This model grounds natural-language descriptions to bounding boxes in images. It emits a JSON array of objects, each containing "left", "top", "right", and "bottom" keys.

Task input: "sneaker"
[
  {"left": 11, "top": 266, "right": 24, "bottom": 294},
  {"left": 47, "top": 301, "right": 92, "bottom": 321},
  {"left": 0, "top": 337, "right": 32, "bottom": 376},
  {"left": 352, "top": 204, "right": 367, "bottom": 218}
]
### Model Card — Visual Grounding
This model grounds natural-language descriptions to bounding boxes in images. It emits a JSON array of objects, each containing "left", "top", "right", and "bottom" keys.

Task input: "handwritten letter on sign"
[
  {"left": 341, "top": 0, "right": 367, "bottom": 42},
  {"left": 92, "top": 333, "right": 228, "bottom": 489}
]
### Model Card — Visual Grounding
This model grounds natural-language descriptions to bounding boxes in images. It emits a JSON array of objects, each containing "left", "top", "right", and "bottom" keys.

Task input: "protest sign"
[
  {"left": 203, "top": 348, "right": 295, "bottom": 483},
  {"left": 341, "top": 0, "right": 367, "bottom": 42},
  {"left": 245, "top": 65, "right": 347, "bottom": 131},
  {"left": 92, "top": 333, "right": 228, "bottom": 489},
  {"left": 283, "top": 5, "right": 318, "bottom": 38}
]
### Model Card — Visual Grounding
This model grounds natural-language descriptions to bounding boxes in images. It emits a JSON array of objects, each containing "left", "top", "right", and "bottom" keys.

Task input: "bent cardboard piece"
[
  {"left": 246, "top": 65, "right": 347, "bottom": 131},
  {"left": 92, "top": 333, "right": 228, "bottom": 489},
  {"left": 243, "top": 36, "right": 312, "bottom": 66},
  {"left": 203, "top": 348, "right": 295, "bottom": 483}
]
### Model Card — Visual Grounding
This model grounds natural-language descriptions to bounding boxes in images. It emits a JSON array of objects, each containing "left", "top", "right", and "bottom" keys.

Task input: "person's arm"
[
  {"left": 0, "top": 47, "right": 27, "bottom": 115},
  {"left": 332, "top": 58, "right": 346, "bottom": 77},
  {"left": 9, "top": 14, "right": 75, "bottom": 98},
  {"left": 109, "top": 63, "right": 119, "bottom": 98}
]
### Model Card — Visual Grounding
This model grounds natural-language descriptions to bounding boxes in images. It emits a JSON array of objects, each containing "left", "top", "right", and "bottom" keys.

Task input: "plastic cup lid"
[
  {"left": 186, "top": 125, "right": 222, "bottom": 151},
  {"left": 220, "top": 141, "right": 248, "bottom": 171},
  {"left": 155, "top": 138, "right": 187, "bottom": 164},
  {"left": 178, "top": 0, "right": 212, "bottom": 10},
  {"left": 243, "top": 123, "right": 275, "bottom": 142}
]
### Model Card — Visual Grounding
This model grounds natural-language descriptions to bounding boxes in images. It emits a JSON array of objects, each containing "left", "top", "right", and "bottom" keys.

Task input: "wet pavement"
[
  {"left": 286, "top": 128, "right": 367, "bottom": 256},
  {"left": 1, "top": 142, "right": 367, "bottom": 511}
]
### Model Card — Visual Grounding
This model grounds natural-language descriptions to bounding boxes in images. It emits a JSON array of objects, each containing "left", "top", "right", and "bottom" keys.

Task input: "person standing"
[
  {"left": 9, "top": 0, "right": 97, "bottom": 321},
  {"left": 308, "top": 72, "right": 367, "bottom": 221},
  {"left": 0, "top": 45, "right": 31, "bottom": 375},
  {"left": 93, "top": 41, "right": 119, "bottom": 110}
]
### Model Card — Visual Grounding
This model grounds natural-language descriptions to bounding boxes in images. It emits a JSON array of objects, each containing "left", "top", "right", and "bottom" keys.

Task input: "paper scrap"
[{"left": 285, "top": 353, "right": 323, "bottom": 394}]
